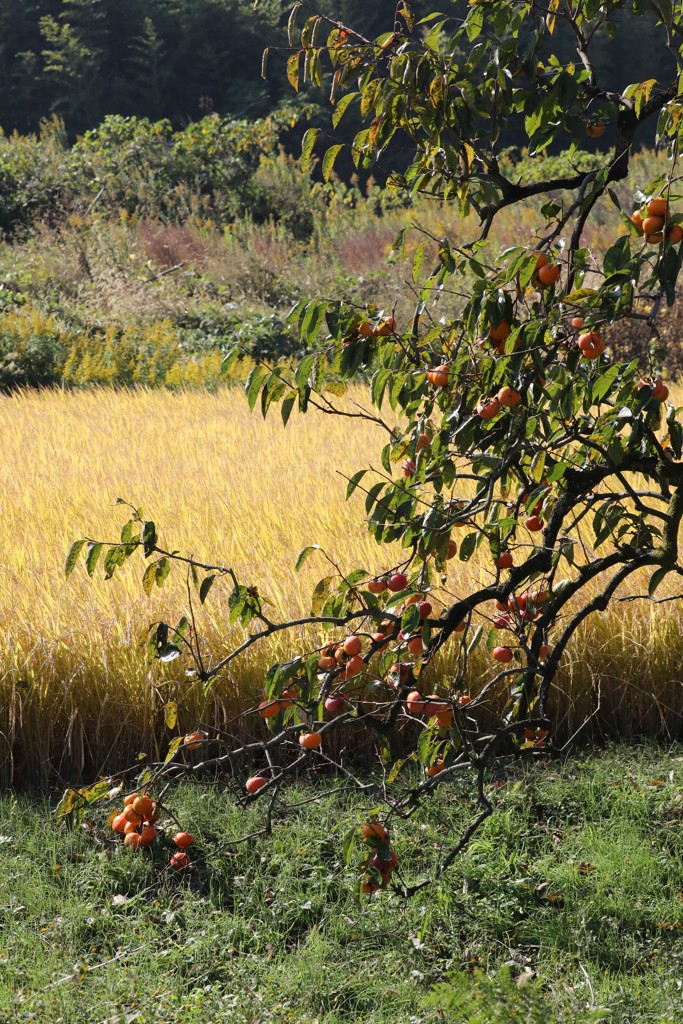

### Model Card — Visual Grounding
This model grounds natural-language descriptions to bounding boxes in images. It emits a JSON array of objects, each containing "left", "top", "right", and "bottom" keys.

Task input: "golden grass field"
[{"left": 1, "top": 384, "right": 682, "bottom": 787}]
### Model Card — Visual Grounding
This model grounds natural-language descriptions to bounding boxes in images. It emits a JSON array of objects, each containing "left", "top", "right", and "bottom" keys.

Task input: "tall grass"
[{"left": 1, "top": 384, "right": 682, "bottom": 788}]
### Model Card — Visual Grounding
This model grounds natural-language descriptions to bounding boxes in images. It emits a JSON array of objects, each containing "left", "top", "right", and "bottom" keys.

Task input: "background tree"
[
  {"left": 0, "top": 0, "right": 673, "bottom": 139},
  {"left": 66, "top": 0, "right": 683, "bottom": 895}
]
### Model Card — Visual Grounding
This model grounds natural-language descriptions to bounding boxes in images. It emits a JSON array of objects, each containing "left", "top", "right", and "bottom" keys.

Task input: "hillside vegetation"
[{"left": 2, "top": 121, "right": 683, "bottom": 392}]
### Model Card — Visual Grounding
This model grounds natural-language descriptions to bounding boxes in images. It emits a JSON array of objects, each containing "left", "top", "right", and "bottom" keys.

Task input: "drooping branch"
[{"left": 537, "top": 552, "right": 663, "bottom": 714}]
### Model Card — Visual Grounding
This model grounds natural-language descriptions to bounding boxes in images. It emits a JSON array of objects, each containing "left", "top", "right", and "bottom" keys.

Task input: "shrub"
[
  {"left": 0, "top": 117, "right": 70, "bottom": 237},
  {"left": 0, "top": 305, "right": 71, "bottom": 390}
]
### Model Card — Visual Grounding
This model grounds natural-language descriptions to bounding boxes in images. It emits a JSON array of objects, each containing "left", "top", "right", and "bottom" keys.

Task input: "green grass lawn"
[{"left": 1, "top": 744, "right": 682, "bottom": 1023}]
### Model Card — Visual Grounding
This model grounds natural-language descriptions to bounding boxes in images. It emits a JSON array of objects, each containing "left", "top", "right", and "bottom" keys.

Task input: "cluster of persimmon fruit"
[
  {"left": 257, "top": 686, "right": 300, "bottom": 720},
  {"left": 524, "top": 725, "right": 551, "bottom": 748},
  {"left": 402, "top": 428, "right": 434, "bottom": 476},
  {"left": 246, "top": 490, "right": 557, "bottom": 784},
  {"left": 531, "top": 251, "right": 561, "bottom": 289},
  {"left": 422, "top": 219, "right": 677, "bottom": 387},
  {"left": 637, "top": 376, "right": 669, "bottom": 402},
  {"left": 426, "top": 364, "right": 450, "bottom": 387},
  {"left": 425, "top": 362, "right": 525, "bottom": 426},
  {"left": 110, "top": 791, "right": 195, "bottom": 869},
  {"left": 475, "top": 384, "right": 521, "bottom": 421},
  {"left": 572, "top": 319, "right": 605, "bottom": 360},
  {"left": 256, "top": 689, "right": 322, "bottom": 752},
  {"left": 359, "top": 822, "right": 399, "bottom": 894},
  {"left": 517, "top": 479, "right": 550, "bottom": 533},
  {"left": 421, "top": 214, "right": 675, "bottom": 396},
  {"left": 405, "top": 690, "right": 455, "bottom": 728},
  {"left": 631, "top": 197, "right": 682, "bottom": 245},
  {"left": 490, "top": 589, "right": 550, "bottom": 665},
  {"left": 358, "top": 314, "right": 397, "bottom": 338}
]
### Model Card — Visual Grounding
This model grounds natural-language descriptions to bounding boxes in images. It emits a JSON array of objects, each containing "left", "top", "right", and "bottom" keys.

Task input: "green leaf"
[
  {"left": 607, "top": 188, "right": 622, "bottom": 211},
  {"left": 295, "top": 545, "right": 320, "bottom": 571},
  {"left": 281, "top": 393, "right": 296, "bottom": 427},
  {"left": 220, "top": 347, "right": 240, "bottom": 378},
  {"left": 300, "top": 127, "right": 321, "bottom": 172},
  {"left": 389, "top": 227, "right": 407, "bottom": 262},
  {"left": 261, "top": 369, "right": 287, "bottom": 419},
  {"left": 412, "top": 239, "right": 428, "bottom": 284},
  {"left": 300, "top": 300, "right": 328, "bottom": 344},
  {"left": 326, "top": 379, "right": 347, "bottom": 397},
  {"left": 602, "top": 235, "right": 631, "bottom": 275},
  {"left": 371, "top": 368, "right": 392, "bottom": 408},
  {"left": 322, "top": 144, "right": 343, "bottom": 182},
  {"left": 142, "top": 520, "right": 157, "bottom": 557},
  {"left": 65, "top": 539, "right": 85, "bottom": 577},
  {"left": 401, "top": 604, "right": 420, "bottom": 634},
  {"left": 346, "top": 470, "right": 367, "bottom": 500},
  {"left": 386, "top": 754, "right": 415, "bottom": 784},
  {"left": 141, "top": 561, "right": 157, "bottom": 596},
  {"left": 466, "top": 624, "right": 483, "bottom": 655},
  {"left": 229, "top": 585, "right": 248, "bottom": 624},
  {"left": 438, "top": 239, "right": 455, "bottom": 273},
  {"left": 199, "top": 576, "right": 217, "bottom": 605},
  {"left": 287, "top": 50, "right": 301, "bottom": 91},
  {"left": 311, "top": 575, "right": 334, "bottom": 615},
  {"left": 417, "top": 727, "right": 434, "bottom": 765},
  {"left": 341, "top": 826, "right": 357, "bottom": 866},
  {"left": 547, "top": 461, "right": 568, "bottom": 484},
  {"left": 332, "top": 91, "right": 358, "bottom": 128},
  {"left": 365, "top": 481, "right": 385, "bottom": 515},
  {"left": 287, "top": 2, "right": 302, "bottom": 45},
  {"left": 85, "top": 542, "right": 103, "bottom": 577},
  {"left": 398, "top": 1, "right": 414, "bottom": 31},
  {"left": 120, "top": 520, "right": 135, "bottom": 544},
  {"left": 103, "top": 545, "right": 125, "bottom": 580},
  {"left": 83, "top": 779, "right": 111, "bottom": 804},
  {"left": 295, "top": 353, "right": 316, "bottom": 391},
  {"left": 459, "top": 532, "right": 478, "bottom": 562},
  {"left": 564, "top": 288, "right": 598, "bottom": 303},
  {"left": 245, "top": 365, "right": 268, "bottom": 412},
  {"left": 55, "top": 787, "right": 84, "bottom": 823},
  {"left": 592, "top": 364, "right": 621, "bottom": 404},
  {"left": 156, "top": 557, "right": 170, "bottom": 588},
  {"left": 649, "top": 566, "right": 670, "bottom": 597}
]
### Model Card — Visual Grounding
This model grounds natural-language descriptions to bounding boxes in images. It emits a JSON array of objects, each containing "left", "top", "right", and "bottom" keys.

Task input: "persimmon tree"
[{"left": 65, "top": 0, "right": 683, "bottom": 895}]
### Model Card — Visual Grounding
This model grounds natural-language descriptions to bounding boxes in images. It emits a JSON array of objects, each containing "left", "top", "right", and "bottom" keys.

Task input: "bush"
[
  {"left": 0, "top": 110, "right": 316, "bottom": 239},
  {"left": 0, "top": 117, "right": 70, "bottom": 237},
  {"left": 0, "top": 305, "right": 70, "bottom": 390}
]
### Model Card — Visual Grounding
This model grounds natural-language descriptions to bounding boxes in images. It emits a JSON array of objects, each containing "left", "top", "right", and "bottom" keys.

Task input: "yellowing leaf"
[
  {"left": 164, "top": 701, "right": 178, "bottom": 730},
  {"left": 287, "top": 51, "right": 301, "bottom": 92},
  {"left": 546, "top": 0, "right": 561, "bottom": 34},
  {"left": 636, "top": 79, "right": 657, "bottom": 118},
  {"left": 164, "top": 735, "right": 183, "bottom": 765}
]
